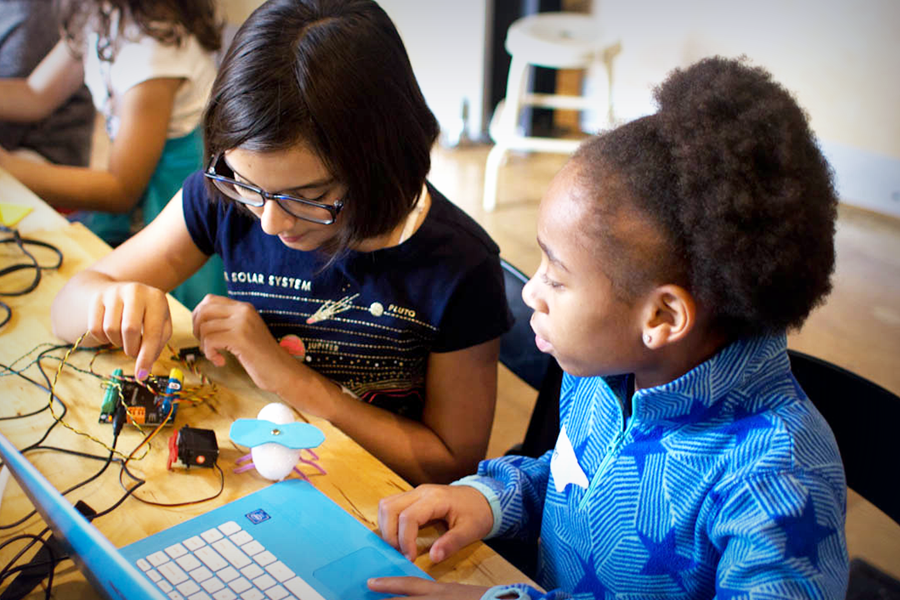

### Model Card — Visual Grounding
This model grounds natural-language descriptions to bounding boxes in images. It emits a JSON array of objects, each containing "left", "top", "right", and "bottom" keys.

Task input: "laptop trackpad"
[{"left": 314, "top": 546, "right": 409, "bottom": 599}]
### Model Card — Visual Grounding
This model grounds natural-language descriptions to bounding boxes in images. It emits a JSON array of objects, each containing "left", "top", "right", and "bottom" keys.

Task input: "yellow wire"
[
  {"left": 44, "top": 335, "right": 216, "bottom": 461},
  {"left": 46, "top": 333, "right": 138, "bottom": 459}
]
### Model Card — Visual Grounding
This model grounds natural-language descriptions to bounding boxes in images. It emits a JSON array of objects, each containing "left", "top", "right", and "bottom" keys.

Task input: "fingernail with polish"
[{"left": 136, "top": 369, "right": 148, "bottom": 381}]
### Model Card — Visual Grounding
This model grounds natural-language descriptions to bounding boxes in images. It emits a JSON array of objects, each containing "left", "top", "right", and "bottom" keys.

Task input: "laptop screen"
[{"left": 0, "top": 431, "right": 165, "bottom": 600}]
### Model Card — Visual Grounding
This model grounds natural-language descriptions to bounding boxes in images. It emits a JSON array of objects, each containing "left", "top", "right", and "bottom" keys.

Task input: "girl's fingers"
[
  {"left": 119, "top": 295, "right": 144, "bottom": 358},
  {"left": 191, "top": 295, "right": 236, "bottom": 340},
  {"left": 367, "top": 577, "right": 440, "bottom": 596},
  {"left": 134, "top": 297, "right": 172, "bottom": 379},
  {"left": 102, "top": 295, "right": 125, "bottom": 348},
  {"left": 429, "top": 525, "right": 479, "bottom": 564},
  {"left": 367, "top": 578, "right": 488, "bottom": 600},
  {"left": 196, "top": 329, "right": 228, "bottom": 368},
  {"left": 397, "top": 503, "right": 434, "bottom": 561},
  {"left": 378, "top": 492, "right": 420, "bottom": 553},
  {"left": 193, "top": 299, "right": 267, "bottom": 369},
  {"left": 394, "top": 491, "right": 455, "bottom": 561},
  {"left": 86, "top": 295, "right": 111, "bottom": 345}
]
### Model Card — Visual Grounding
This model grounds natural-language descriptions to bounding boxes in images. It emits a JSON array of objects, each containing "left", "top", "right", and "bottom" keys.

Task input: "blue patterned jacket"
[{"left": 458, "top": 335, "right": 848, "bottom": 599}]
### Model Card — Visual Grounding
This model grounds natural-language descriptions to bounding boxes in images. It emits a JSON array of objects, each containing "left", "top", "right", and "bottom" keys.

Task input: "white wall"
[
  {"left": 376, "top": 0, "right": 488, "bottom": 145},
  {"left": 217, "top": 0, "right": 900, "bottom": 215},
  {"left": 216, "top": 0, "right": 489, "bottom": 145},
  {"left": 587, "top": 0, "right": 900, "bottom": 217}
]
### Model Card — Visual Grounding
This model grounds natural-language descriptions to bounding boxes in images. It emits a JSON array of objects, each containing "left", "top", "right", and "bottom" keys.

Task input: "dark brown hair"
[
  {"left": 573, "top": 56, "right": 838, "bottom": 340},
  {"left": 57, "top": 0, "right": 222, "bottom": 59},
  {"left": 203, "top": 0, "right": 440, "bottom": 256}
]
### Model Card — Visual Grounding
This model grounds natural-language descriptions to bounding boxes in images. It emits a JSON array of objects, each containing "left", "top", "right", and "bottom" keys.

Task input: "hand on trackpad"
[{"left": 314, "top": 546, "right": 412, "bottom": 599}]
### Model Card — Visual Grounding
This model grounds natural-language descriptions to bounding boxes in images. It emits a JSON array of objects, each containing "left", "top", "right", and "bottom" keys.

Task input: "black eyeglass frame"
[{"left": 203, "top": 154, "right": 344, "bottom": 225}]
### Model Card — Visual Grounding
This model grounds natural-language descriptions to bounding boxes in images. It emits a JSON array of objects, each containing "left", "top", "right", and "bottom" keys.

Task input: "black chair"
[
  {"left": 489, "top": 260, "right": 564, "bottom": 576},
  {"left": 786, "top": 349, "right": 900, "bottom": 526},
  {"left": 498, "top": 259, "right": 563, "bottom": 458},
  {"left": 787, "top": 349, "right": 900, "bottom": 597}
]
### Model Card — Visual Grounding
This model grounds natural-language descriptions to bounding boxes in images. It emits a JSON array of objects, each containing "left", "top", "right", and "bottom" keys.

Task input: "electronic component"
[
  {"left": 98, "top": 371, "right": 178, "bottom": 427},
  {"left": 100, "top": 368, "right": 123, "bottom": 415},
  {"left": 178, "top": 346, "right": 202, "bottom": 364},
  {"left": 167, "top": 426, "right": 218, "bottom": 470},
  {"left": 158, "top": 368, "right": 183, "bottom": 418}
]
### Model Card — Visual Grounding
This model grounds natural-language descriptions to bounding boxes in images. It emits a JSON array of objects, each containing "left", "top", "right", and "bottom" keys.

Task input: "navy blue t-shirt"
[{"left": 182, "top": 171, "right": 513, "bottom": 419}]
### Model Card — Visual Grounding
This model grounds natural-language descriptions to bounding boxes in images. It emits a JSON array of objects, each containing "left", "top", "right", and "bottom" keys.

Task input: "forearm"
[
  {"left": 0, "top": 79, "right": 57, "bottom": 122},
  {"left": 462, "top": 452, "right": 553, "bottom": 540},
  {"left": 0, "top": 155, "right": 140, "bottom": 212},
  {"left": 276, "top": 368, "right": 470, "bottom": 485}
]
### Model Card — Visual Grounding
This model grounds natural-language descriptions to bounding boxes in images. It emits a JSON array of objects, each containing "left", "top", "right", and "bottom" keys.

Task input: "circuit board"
[{"left": 98, "top": 375, "right": 177, "bottom": 426}]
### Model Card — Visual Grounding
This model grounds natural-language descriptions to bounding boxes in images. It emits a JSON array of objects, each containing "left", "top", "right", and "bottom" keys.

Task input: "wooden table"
[{"left": 0, "top": 168, "right": 535, "bottom": 598}]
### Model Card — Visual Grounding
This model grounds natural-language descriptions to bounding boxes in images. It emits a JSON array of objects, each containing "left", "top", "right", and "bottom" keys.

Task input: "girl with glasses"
[
  {"left": 52, "top": 0, "right": 513, "bottom": 486},
  {"left": 0, "top": 0, "right": 226, "bottom": 308}
]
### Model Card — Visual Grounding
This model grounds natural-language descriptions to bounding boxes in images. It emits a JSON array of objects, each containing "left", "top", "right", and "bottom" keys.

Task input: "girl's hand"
[
  {"left": 378, "top": 484, "right": 494, "bottom": 563},
  {"left": 368, "top": 577, "right": 489, "bottom": 600},
  {"left": 87, "top": 282, "right": 172, "bottom": 380},
  {"left": 191, "top": 294, "right": 295, "bottom": 393}
]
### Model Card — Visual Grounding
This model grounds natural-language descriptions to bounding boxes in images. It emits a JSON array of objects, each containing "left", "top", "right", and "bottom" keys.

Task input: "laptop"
[{"left": 0, "top": 431, "right": 429, "bottom": 600}]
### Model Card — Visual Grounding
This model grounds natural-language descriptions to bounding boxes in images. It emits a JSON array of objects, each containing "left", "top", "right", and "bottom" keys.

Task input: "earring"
[{"left": 644, "top": 334, "right": 652, "bottom": 345}]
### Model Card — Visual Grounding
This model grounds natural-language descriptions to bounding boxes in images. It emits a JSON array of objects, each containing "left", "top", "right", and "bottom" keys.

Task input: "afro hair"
[{"left": 573, "top": 56, "right": 838, "bottom": 340}]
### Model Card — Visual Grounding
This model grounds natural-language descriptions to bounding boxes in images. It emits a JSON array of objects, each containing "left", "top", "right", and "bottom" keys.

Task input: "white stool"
[{"left": 483, "top": 12, "right": 618, "bottom": 212}]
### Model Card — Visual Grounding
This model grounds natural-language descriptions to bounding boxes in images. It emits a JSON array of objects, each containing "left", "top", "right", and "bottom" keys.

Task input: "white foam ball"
[
  {"left": 251, "top": 443, "right": 302, "bottom": 481},
  {"left": 257, "top": 402, "right": 296, "bottom": 425}
]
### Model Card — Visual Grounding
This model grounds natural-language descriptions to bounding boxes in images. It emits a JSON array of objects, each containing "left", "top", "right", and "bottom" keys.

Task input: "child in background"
[
  {"left": 0, "top": 0, "right": 226, "bottom": 308},
  {"left": 0, "top": 0, "right": 94, "bottom": 169},
  {"left": 51, "top": 0, "right": 512, "bottom": 486},
  {"left": 372, "top": 56, "right": 848, "bottom": 599}
]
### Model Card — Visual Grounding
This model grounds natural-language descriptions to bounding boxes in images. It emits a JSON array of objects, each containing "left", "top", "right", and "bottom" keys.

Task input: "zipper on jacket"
[{"left": 577, "top": 390, "right": 639, "bottom": 511}]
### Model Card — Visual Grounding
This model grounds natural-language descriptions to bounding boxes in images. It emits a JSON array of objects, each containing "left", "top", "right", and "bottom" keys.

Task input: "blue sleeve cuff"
[
  {"left": 451, "top": 475, "right": 503, "bottom": 539},
  {"left": 480, "top": 585, "right": 530, "bottom": 600},
  {"left": 480, "top": 584, "right": 563, "bottom": 600}
]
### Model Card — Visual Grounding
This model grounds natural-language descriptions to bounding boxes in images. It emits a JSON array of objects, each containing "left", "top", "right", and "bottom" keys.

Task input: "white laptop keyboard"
[{"left": 135, "top": 520, "right": 326, "bottom": 600}]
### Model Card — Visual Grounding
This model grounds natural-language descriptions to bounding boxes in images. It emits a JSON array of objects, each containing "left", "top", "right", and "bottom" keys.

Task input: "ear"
[{"left": 640, "top": 285, "right": 697, "bottom": 349}]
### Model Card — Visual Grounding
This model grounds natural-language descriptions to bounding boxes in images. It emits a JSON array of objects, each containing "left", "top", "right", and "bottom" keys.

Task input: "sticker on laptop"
[{"left": 245, "top": 509, "right": 271, "bottom": 525}]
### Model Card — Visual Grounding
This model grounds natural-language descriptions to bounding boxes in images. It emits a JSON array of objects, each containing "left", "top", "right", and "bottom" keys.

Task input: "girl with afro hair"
[{"left": 372, "top": 56, "right": 848, "bottom": 600}]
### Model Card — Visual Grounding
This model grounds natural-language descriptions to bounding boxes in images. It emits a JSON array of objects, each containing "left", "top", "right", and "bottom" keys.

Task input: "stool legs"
[
  {"left": 484, "top": 55, "right": 531, "bottom": 212},
  {"left": 483, "top": 141, "right": 507, "bottom": 213},
  {"left": 483, "top": 44, "right": 619, "bottom": 212}
]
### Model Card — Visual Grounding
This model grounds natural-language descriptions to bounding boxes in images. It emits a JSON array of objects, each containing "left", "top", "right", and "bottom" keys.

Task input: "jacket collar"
[{"left": 625, "top": 334, "right": 790, "bottom": 425}]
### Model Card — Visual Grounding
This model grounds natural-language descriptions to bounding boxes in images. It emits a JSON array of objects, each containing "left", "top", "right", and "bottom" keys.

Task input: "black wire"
[
  {"left": 18, "top": 344, "right": 75, "bottom": 450},
  {"left": 0, "top": 527, "right": 51, "bottom": 585},
  {"left": 90, "top": 477, "right": 145, "bottom": 521},
  {"left": 0, "top": 343, "right": 103, "bottom": 422},
  {"left": 119, "top": 461, "right": 225, "bottom": 508},
  {"left": 0, "top": 530, "right": 58, "bottom": 599},
  {"left": 0, "top": 361, "right": 53, "bottom": 421},
  {"left": 0, "top": 227, "right": 63, "bottom": 295},
  {"left": 0, "top": 337, "right": 221, "bottom": 595},
  {"left": 0, "top": 475, "right": 144, "bottom": 595},
  {"left": 0, "top": 529, "right": 49, "bottom": 557},
  {"left": 0, "top": 444, "right": 118, "bottom": 531},
  {"left": 0, "top": 346, "right": 72, "bottom": 474},
  {"left": 0, "top": 225, "right": 63, "bottom": 331},
  {"left": 0, "top": 345, "right": 120, "bottom": 530},
  {"left": 21, "top": 445, "right": 123, "bottom": 462}
]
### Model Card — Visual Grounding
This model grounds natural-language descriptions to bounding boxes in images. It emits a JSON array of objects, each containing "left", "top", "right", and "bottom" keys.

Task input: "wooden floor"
[{"left": 428, "top": 143, "right": 900, "bottom": 579}]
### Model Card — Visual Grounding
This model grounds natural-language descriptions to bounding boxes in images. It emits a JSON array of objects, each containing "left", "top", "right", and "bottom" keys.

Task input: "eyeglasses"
[{"left": 203, "top": 154, "right": 344, "bottom": 225}]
